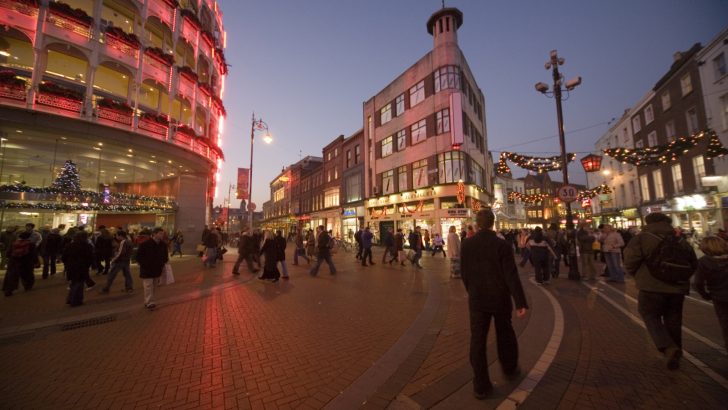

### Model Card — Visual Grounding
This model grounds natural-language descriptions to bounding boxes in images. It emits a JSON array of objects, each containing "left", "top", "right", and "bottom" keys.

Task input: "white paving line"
[
  {"left": 496, "top": 279, "right": 565, "bottom": 410},
  {"left": 592, "top": 281, "right": 727, "bottom": 356},
  {"left": 581, "top": 281, "right": 728, "bottom": 390},
  {"left": 686, "top": 294, "right": 715, "bottom": 307}
]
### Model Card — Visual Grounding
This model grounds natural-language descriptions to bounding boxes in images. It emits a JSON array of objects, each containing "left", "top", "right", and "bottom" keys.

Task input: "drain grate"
[{"left": 60, "top": 315, "right": 116, "bottom": 331}]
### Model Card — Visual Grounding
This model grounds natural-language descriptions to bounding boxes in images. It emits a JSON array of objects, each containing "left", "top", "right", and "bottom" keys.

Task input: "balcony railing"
[
  {"left": 35, "top": 92, "right": 83, "bottom": 114},
  {"left": 173, "top": 129, "right": 194, "bottom": 149},
  {"left": 0, "top": 83, "right": 27, "bottom": 102},
  {"left": 180, "top": 15, "right": 199, "bottom": 47},
  {"left": 46, "top": 9, "right": 92, "bottom": 42},
  {"left": 0, "top": 0, "right": 39, "bottom": 33},
  {"left": 142, "top": 51, "right": 172, "bottom": 85},
  {"left": 97, "top": 106, "right": 133, "bottom": 126},
  {"left": 138, "top": 117, "right": 169, "bottom": 138},
  {"left": 147, "top": 0, "right": 175, "bottom": 29},
  {"left": 104, "top": 32, "right": 140, "bottom": 66},
  {"left": 177, "top": 73, "right": 195, "bottom": 98}
]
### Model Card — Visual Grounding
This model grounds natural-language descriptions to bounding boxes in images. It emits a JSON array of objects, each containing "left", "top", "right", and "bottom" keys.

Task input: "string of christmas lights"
[
  {"left": 0, "top": 184, "right": 178, "bottom": 209},
  {"left": 603, "top": 129, "right": 727, "bottom": 166},
  {"left": 0, "top": 202, "right": 176, "bottom": 212},
  {"left": 577, "top": 184, "right": 612, "bottom": 201},
  {"left": 507, "top": 191, "right": 550, "bottom": 205},
  {"left": 498, "top": 152, "right": 576, "bottom": 174}
]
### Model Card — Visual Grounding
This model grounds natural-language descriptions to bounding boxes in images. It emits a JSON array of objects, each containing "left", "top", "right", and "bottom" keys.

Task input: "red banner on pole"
[{"left": 237, "top": 168, "right": 249, "bottom": 200}]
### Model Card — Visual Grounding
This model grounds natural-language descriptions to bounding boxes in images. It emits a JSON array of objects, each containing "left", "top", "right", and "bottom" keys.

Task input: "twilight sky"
[{"left": 213, "top": 0, "right": 728, "bottom": 208}]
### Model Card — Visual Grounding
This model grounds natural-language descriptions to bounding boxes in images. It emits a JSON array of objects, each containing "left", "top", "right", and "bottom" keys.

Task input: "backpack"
[
  {"left": 11, "top": 240, "right": 31, "bottom": 258},
  {"left": 644, "top": 233, "right": 696, "bottom": 284}
]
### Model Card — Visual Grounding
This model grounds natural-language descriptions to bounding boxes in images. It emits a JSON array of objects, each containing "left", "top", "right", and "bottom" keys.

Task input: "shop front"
[
  {"left": 309, "top": 208, "right": 341, "bottom": 238},
  {"left": 669, "top": 194, "right": 720, "bottom": 236},
  {"left": 341, "top": 205, "right": 365, "bottom": 244}
]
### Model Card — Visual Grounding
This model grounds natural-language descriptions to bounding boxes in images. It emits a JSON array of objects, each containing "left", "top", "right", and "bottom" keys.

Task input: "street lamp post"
[
  {"left": 248, "top": 113, "right": 272, "bottom": 230},
  {"left": 535, "top": 49, "right": 582, "bottom": 280},
  {"left": 226, "top": 183, "right": 235, "bottom": 233}
]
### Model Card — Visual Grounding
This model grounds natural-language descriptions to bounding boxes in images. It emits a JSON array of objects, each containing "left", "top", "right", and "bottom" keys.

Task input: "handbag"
[
  {"left": 159, "top": 263, "right": 175, "bottom": 285},
  {"left": 196, "top": 244, "right": 206, "bottom": 252}
]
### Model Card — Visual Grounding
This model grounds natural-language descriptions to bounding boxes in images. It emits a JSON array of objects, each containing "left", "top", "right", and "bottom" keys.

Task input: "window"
[
  {"left": 398, "top": 165, "right": 408, "bottom": 191},
  {"left": 436, "top": 108, "right": 450, "bottom": 134},
  {"left": 693, "top": 155, "right": 705, "bottom": 188},
  {"left": 635, "top": 139, "right": 644, "bottom": 148},
  {"left": 647, "top": 131, "right": 658, "bottom": 147},
  {"left": 327, "top": 170, "right": 332, "bottom": 183},
  {"left": 411, "top": 119, "right": 427, "bottom": 144},
  {"left": 409, "top": 80, "right": 425, "bottom": 107},
  {"left": 680, "top": 73, "right": 692, "bottom": 96},
  {"left": 345, "top": 174, "right": 361, "bottom": 202},
  {"left": 645, "top": 104, "right": 654, "bottom": 124},
  {"left": 271, "top": 187, "right": 285, "bottom": 203},
  {"left": 721, "top": 94, "right": 728, "bottom": 131},
  {"left": 355, "top": 145, "right": 360, "bottom": 164},
  {"left": 396, "top": 129, "right": 406, "bottom": 151},
  {"left": 438, "top": 151, "right": 465, "bottom": 184},
  {"left": 380, "top": 103, "right": 392, "bottom": 125},
  {"left": 324, "top": 189, "right": 339, "bottom": 208},
  {"left": 395, "top": 93, "right": 405, "bottom": 116},
  {"left": 653, "top": 170, "right": 664, "bottom": 199},
  {"left": 327, "top": 152, "right": 331, "bottom": 161},
  {"left": 629, "top": 181, "right": 637, "bottom": 204},
  {"left": 714, "top": 53, "right": 727, "bottom": 79},
  {"left": 671, "top": 163, "right": 683, "bottom": 192},
  {"left": 412, "top": 159, "right": 428, "bottom": 189},
  {"left": 632, "top": 116, "right": 641, "bottom": 133},
  {"left": 470, "top": 161, "right": 484, "bottom": 187},
  {"left": 334, "top": 168, "right": 338, "bottom": 180},
  {"left": 622, "top": 127, "right": 629, "bottom": 144},
  {"left": 665, "top": 120, "right": 676, "bottom": 141},
  {"left": 382, "top": 170, "right": 394, "bottom": 194},
  {"left": 434, "top": 65, "right": 461, "bottom": 92},
  {"left": 640, "top": 174, "right": 650, "bottom": 201},
  {"left": 661, "top": 92, "right": 671, "bottom": 111},
  {"left": 346, "top": 149, "right": 351, "bottom": 168},
  {"left": 686, "top": 108, "right": 699, "bottom": 133},
  {"left": 334, "top": 148, "right": 338, "bottom": 157},
  {"left": 381, "top": 136, "right": 393, "bottom": 157}
]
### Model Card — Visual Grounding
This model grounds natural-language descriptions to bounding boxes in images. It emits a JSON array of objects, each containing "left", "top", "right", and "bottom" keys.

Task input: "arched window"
[
  {"left": 172, "top": 96, "right": 192, "bottom": 125},
  {"left": 175, "top": 39, "right": 195, "bottom": 68},
  {"left": 138, "top": 79, "right": 168, "bottom": 113},
  {"left": 144, "top": 16, "right": 173, "bottom": 52},
  {"left": 45, "top": 44, "right": 89, "bottom": 83},
  {"left": 94, "top": 62, "right": 131, "bottom": 98},
  {"left": 0, "top": 30, "right": 35, "bottom": 72}
]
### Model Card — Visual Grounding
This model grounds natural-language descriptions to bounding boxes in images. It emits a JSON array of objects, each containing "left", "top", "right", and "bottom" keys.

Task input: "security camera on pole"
[{"left": 535, "top": 50, "right": 582, "bottom": 280}]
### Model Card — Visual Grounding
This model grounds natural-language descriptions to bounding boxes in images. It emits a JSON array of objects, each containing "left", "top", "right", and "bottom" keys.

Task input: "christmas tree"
[{"left": 53, "top": 160, "right": 81, "bottom": 192}]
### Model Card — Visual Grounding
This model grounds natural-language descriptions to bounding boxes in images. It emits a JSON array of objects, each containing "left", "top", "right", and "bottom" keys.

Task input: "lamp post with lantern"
[
  {"left": 535, "top": 49, "right": 582, "bottom": 280},
  {"left": 247, "top": 113, "right": 273, "bottom": 230}
]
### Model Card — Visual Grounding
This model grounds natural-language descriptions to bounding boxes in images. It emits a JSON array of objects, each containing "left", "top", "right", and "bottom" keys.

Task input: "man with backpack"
[{"left": 624, "top": 212, "right": 698, "bottom": 370}]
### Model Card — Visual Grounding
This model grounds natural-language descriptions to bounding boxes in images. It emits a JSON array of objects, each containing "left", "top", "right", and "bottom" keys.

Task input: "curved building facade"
[{"left": 0, "top": 0, "right": 227, "bottom": 241}]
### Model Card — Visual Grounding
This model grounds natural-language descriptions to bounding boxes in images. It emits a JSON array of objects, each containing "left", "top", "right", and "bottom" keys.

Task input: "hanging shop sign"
[
  {"left": 342, "top": 207, "right": 357, "bottom": 217},
  {"left": 456, "top": 180, "right": 466, "bottom": 204}
]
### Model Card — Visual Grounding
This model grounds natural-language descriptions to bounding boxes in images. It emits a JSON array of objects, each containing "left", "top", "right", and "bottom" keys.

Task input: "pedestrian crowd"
[{"left": 2, "top": 223, "right": 173, "bottom": 310}]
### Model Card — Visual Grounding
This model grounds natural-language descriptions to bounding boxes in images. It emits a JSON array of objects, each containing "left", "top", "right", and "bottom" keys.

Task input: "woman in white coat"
[{"left": 446, "top": 225, "right": 462, "bottom": 278}]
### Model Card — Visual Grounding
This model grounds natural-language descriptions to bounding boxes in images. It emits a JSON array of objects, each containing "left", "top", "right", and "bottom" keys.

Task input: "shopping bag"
[
  {"left": 196, "top": 244, "right": 206, "bottom": 252},
  {"left": 159, "top": 263, "right": 175, "bottom": 285}
]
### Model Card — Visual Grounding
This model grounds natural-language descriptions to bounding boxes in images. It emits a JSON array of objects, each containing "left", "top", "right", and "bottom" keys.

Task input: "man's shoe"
[
  {"left": 504, "top": 366, "right": 522, "bottom": 380},
  {"left": 145, "top": 303, "right": 156, "bottom": 310},
  {"left": 100, "top": 287, "right": 109, "bottom": 294},
  {"left": 369, "top": 262, "right": 375, "bottom": 265},
  {"left": 665, "top": 346, "right": 681, "bottom": 370},
  {"left": 86, "top": 285, "right": 95, "bottom": 292},
  {"left": 473, "top": 385, "right": 494, "bottom": 400},
  {"left": 232, "top": 271, "right": 240, "bottom": 275}
]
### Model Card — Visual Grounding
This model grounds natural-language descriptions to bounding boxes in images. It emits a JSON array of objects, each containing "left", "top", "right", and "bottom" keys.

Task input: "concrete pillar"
[{"left": 176, "top": 173, "right": 209, "bottom": 252}]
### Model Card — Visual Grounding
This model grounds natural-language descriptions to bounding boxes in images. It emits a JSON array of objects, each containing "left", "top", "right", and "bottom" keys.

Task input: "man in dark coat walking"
[
  {"left": 62, "top": 231, "right": 94, "bottom": 306},
  {"left": 136, "top": 227, "right": 169, "bottom": 309},
  {"left": 461, "top": 209, "right": 529, "bottom": 399},
  {"left": 42, "top": 228, "right": 63, "bottom": 279}
]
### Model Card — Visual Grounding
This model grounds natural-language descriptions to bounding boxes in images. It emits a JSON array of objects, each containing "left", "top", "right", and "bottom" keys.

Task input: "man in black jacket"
[
  {"left": 461, "top": 209, "right": 529, "bottom": 399},
  {"left": 136, "top": 227, "right": 169, "bottom": 309}
]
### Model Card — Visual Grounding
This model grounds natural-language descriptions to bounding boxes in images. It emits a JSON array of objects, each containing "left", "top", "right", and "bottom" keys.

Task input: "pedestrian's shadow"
[
  {"left": 256, "top": 279, "right": 294, "bottom": 301},
  {"left": 410, "top": 269, "right": 425, "bottom": 294}
]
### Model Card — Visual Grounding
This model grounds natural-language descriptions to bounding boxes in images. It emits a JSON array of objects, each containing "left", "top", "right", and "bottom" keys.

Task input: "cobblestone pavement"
[{"left": 0, "top": 248, "right": 726, "bottom": 409}]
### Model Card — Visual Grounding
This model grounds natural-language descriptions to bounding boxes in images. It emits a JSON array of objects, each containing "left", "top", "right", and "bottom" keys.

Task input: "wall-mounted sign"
[
  {"left": 342, "top": 208, "right": 357, "bottom": 217},
  {"left": 446, "top": 208, "right": 470, "bottom": 218}
]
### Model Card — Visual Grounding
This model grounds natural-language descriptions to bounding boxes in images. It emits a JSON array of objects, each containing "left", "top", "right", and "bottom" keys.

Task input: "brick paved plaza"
[{"left": 1, "top": 248, "right": 726, "bottom": 409}]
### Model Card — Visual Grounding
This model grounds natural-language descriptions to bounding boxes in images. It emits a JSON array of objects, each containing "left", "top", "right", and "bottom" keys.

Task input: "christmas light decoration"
[
  {"left": 577, "top": 184, "right": 612, "bottom": 201},
  {"left": 603, "top": 129, "right": 726, "bottom": 166},
  {"left": 53, "top": 160, "right": 81, "bottom": 192},
  {"left": 496, "top": 155, "right": 512, "bottom": 176},
  {"left": 507, "top": 191, "right": 549, "bottom": 205},
  {"left": 498, "top": 152, "right": 576, "bottom": 174}
]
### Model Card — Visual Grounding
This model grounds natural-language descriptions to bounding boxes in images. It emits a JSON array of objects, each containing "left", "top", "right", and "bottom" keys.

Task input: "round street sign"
[
  {"left": 247, "top": 202, "right": 256, "bottom": 211},
  {"left": 557, "top": 185, "right": 578, "bottom": 203}
]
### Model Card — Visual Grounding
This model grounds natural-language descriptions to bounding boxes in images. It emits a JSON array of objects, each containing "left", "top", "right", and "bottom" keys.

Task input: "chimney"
[{"left": 673, "top": 51, "right": 683, "bottom": 63}]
